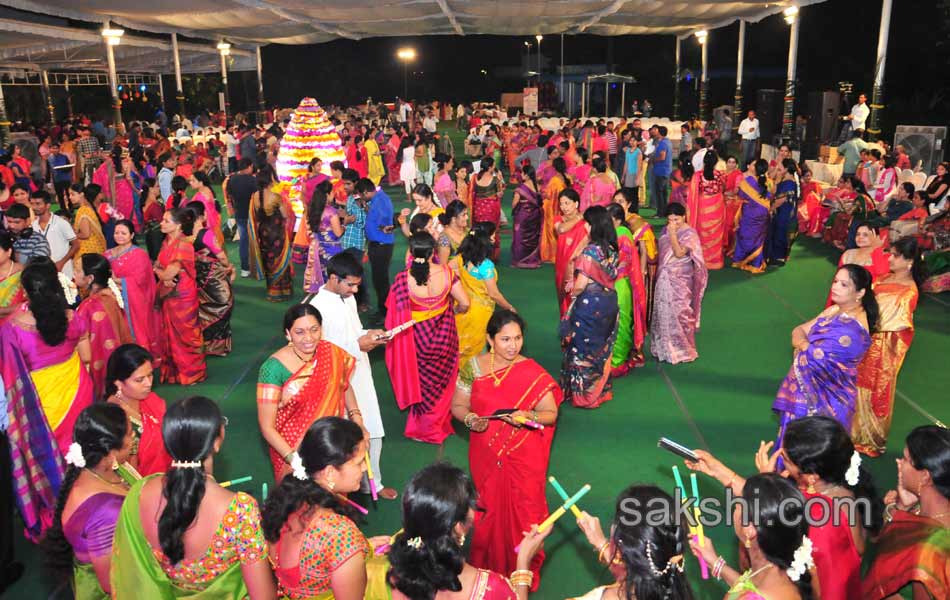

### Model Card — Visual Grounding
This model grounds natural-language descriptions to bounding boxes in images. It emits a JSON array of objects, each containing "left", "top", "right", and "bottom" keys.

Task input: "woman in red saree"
[
  {"left": 541, "top": 158, "right": 571, "bottom": 264},
  {"left": 73, "top": 253, "right": 133, "bottom": 399},
  {"left": 104, "top": 343, "right": 171, "bottom": 476},
  {"left": 554, "top": 189, "right": 588, "bottom": 318},
  {"left": 686, "top": 151, "right": 727, "bottom": 269},
  {"left": 798, "top": 168, "right": 826, "bottom": 238},
  {"left": 385, "top": 128, "right": 404, "bottom": 186},
  {"left": 257, "top": 303, "right": 362, "bottom": 481},
  {"left": 106, "top": 220, "right": 163, "bottom": 365},
  {"left": 722, "top": 155, "right": 744, "bottom": 254},
  {"left": 154, "top": 208, "right": 206, "bottom": 385},
  {"left": 863, "top": 425, "right": 950, "bottom": 600},
  {"left": 385, "top": 233, "right": 470, "bottom": 444},
  {"left": 451, "top": 310, "right": 562, "bottom": 591},
  {"left": 472, "top": 157, "right": 505, "bottom": 260}
]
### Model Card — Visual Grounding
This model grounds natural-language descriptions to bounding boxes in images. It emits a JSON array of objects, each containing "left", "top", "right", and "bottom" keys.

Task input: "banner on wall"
[{"left": 523, "top": 87, "right": 538, "bottom": 115}]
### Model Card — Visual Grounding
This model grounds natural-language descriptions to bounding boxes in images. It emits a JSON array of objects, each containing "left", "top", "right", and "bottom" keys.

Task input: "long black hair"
[
  {"left": 191, "top": 171, "right": 215, "bottom": 199},
  {"left": 521, "top": 164, "right": 537, "bottom": 190},
  {"left": 437, "top": 200, "right": 467, "bottom": 228},
  {"left": 702, "top": 150, "right": 718, "bottom": 181},
  {"left": 261, "top": 417, "right": 364, "bottom": 542},
  {"left": 753, "top": 158, "right": 769, "bottom": 193},
  {"left": 605, "top": 202, "right": 627, "bottom": 226},
  {"left": 80, "top": 253, "right": 112, "bottom": 290},
  {"left": 906, "top": 426, "right": 950, "bottom": 499},
  {"left": 584, "top": 205, "right": 618, "bottom": 255},
  {"left": 307, "top": 179, "right": 334, "bottom": 235},
  {"left": 838, "top": 264, "right": 879, "bottom": 332},
  {"left": 890, "top": 236, "right": 926, "bottom": 286},
  {"left": 608, "top": 485, "right": 693, "bottom": 600},
  {"left": 42, "top": 404, "right": 127, "bottom": 580},
  {"left": 409, "top": 232, "right": 436, "bottom": 285},
  {"left": 458, "top": 221, "right": 495, "bottom": 268},
  {"left": 742, "top": 474, "right": 814, "bottom": 600},
  {"left": 104, "top": 343, "right": 153, "bottom": 400},
  {"left": 159, "top": 396, "right": 225, "bottom": 565},
  {"left": 784, "top": 416, "right": 883, "bottom": 533},
  {"left": 387, "top": 463, "right": 477, "bottom": 600},
  {"left": 22, "top": 257, "right": 69, "bottom": 346}
]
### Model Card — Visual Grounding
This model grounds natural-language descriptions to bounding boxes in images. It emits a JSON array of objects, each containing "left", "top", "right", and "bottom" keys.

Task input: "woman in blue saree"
[
  {"left": 559, "top": 206, "right": 619, "bottom": 409},
  {"left": 773, "top": 264, "right": 877, "bottom": 448},
  {"left": 731, "top": 159, "right": 771, "bottom": 274},
  {"left": 766, "top": 158, "right": 800, "bottom": 266}
]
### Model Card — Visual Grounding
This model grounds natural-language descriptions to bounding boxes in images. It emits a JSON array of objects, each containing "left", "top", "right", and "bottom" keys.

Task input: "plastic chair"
[
  {"left": 900, "top": 169, "right": 914, "bottom": 183},
  {"left": 914, "top": 173, "right": 929, "bottom": 190}
]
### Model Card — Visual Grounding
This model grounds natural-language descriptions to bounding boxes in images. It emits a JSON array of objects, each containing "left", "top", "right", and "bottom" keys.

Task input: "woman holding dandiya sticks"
[
  {"left": 386, "top": 233, "right": 470, "bottom": 444},
  {"left": 863, "top": 425, "right": 950, "bottom": 600},
  {"left": 560, "top": 206, "right": 619, "bottom": 409},
  {"left": 731, "top": 159, "right": 771, "bottom": 274},
  {"left": 154, "top": 208, "right": 206, "bottom": 386},
  {"left": 106, "top": 220, "right": 163, "bottom": 364},
  {"left": 257, "top": 304, "right": 363, "bottom": 482},
  {"left": 452, "top": 310, "right": 562, "bottom": 590},
  {"left": 773, "top": 264, "right": 877, "bottom": 449},
  {"left": 651, "top": 203, "right": 708, "bottom": 365},
  {"left": 851, "top": 237, "right": 922, "bottom": 457},
  {"left": 554, "top": 188, "right": 589, "bottom": 318},
  {"left": 249, "top": 164, "right": 295, "bottom": 302}
]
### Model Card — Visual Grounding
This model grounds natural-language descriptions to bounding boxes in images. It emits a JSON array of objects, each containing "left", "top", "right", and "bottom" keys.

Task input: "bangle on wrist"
[
  {"left": 463, "top": 412, "right": 479, "bottom": 430},
  {"left": 509, "top": 569, "right": 533, "bottom": 588},
  {"left": 596, "top": 541, "right": 610, "bottom": 565}
]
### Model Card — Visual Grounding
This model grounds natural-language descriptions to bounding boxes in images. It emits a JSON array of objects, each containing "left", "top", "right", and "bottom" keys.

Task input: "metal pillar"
[
  {"left": 560, "top": 34, "right": 564, "bottom": 112},
  {"left": 0, "top": 80, "right": 9, "bottom": 147},
  {"left": 219, "top": 52, "right": 230, "bottom": 122},
  {"left": 64, "top": 79, "right": 73, "bottom": 118},
  {"left": 41, "top": 69, "right": 55, "bottom": 124},
  {"left": 867, "top": 0, "right": 892, "bottom": 141},
  {"left": 605, "top": 81, "right": 609, "bottom": 117},
  {"left": 621, "top": 82, "right": 626, "bottom": 118},
  {"left": 582, "top": 82, "right": 586, "bottom": 119},
  {"left": 256, "top": 46, "right": 266, "bottom": 113},
  {"left": 157, "top": 74, "right": 165, "bottom": 110},
  {"left": 782, "top": 14, "right": 801, "bottom": 138},
  {"left": 673, "top": 37, "right": 681, "bottom": 120},
  {"left": 699, "top": 36, "right": 709, "bottom": 121},
  {"left": 735, "top": 20, "right": 746, "bottom": 123},
  {"left": 568, "top": 82, "right": 573, "bottom": 118},
  {"left": 105, "top": 39, "right": 123, "bottom": 130},
  {"left": 172, "top": 33, "right": 186, "bottom": 117}
]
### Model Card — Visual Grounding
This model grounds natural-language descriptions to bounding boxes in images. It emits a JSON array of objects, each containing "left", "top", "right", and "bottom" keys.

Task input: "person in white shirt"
[
  {"left": 423, "top": 111, "right": 438, "bottom": 134},
  {"left": 223, "top": 129, "right": 238, "bottom": 174},
  {"left": 29, "top": 190, "right": 78, "bottom": 278},
  {"left": 691, "top": 138, "right": 708, "bottom": 174},
  {"left": 398, "top": 101, "right": 412, "bottom": 124},
  {"left": 737, "top": 109, "right": 760, "bottom": 169},
  {"left": 308, "top": 253, "right": 398, "bottom": 499},
  {"left": 845, "top": 93, "right": 870, "bottom": 136}
]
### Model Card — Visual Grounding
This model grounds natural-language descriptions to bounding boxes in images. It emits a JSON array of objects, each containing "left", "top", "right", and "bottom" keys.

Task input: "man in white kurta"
[{"left": 308, "top": 253, "right": 397, "bottom": 498}]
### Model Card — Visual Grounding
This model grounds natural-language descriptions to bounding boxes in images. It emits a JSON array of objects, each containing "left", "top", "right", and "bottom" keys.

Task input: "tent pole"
[
  {"left": 605, "top": 80, "right": 609, "bottom": 117},
  {"left": 157, "top": 74, "right": 165, "bottom": 111},
  {"left": 104, "top": 36, "right": 124, "bottom": 131},
  {"left": 699, "top": 34, "right": 709, "bottom": 121},
  {"left": 256, "top": 46, "right": 267, "bottom": 115},
  {"left": 735, "top": 20, "right": 745, "bottom": 128},
  {"left": 0, "top": 79, "right": 9, "bottom": 147},
  {"left": 41, "top": 69, "right": 55, "bottom": 124},
  {"left": 172, "top": 33, "right": 186, "bottom": 118},
  {"left": 781, "top": 12, "right": 800, "bottom": 138},
  {"left": 219, "top": 51, "right": 230, "bottom": 124},
  {"left": 64, "top": 79, "right": 73, "bottom": 119},
  {"left": 560, "top": 33, "right": 564, "bottom": 113},
  {"left": 581, "top": 82, "right": 586, "bottom": 119},
  {"left": 673, "top": 37, "right": 681, "bottom": 120},
  {"left": 867, "top": 0, "right": 892, "bottom": 142},
  {"left": 621, "top": 82, "right": 625, "bottom": 118}
]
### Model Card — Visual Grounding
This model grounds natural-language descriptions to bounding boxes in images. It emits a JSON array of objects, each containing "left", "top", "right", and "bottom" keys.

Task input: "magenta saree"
[{"left": 107, "top": 246, "right": 164, "bottom": 366}]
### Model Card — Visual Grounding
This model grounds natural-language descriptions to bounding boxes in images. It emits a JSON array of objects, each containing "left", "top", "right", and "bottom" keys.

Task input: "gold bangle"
[
  {"left": 596, "top": 541, "right": 610, "bottom": 565},
  {"left": 348, "top": 409, "right": 362, "bottom": 418}
]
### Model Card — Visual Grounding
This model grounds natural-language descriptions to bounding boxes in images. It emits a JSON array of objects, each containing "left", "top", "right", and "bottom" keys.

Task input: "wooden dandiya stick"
[
  {"left": 548, "top": 476, "right": 583, "bottom": 518},
  {"left": 219, "top": 475, "right": 252, "bottom": 488},
  {"left": 337, "top": 493, "right": 369, "bottom": 515},
  {"left": 514, "top": 484, "right": 591, "bottom": 553}
]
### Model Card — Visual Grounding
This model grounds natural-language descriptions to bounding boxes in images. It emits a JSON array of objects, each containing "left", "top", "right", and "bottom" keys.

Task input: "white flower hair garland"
[
  {"left": 58, "top": 272, "right": 77, "bottom": 305},
  {"left": 787, "top": 535, "right": 814, "bottom": 582},
  {"left": 107, "top": 278, "right": 125, "bottom": 309},
  {"left": 65, "top": 443, "right": 86, "bottom": 468},
  {"left": 290, "top": 452, "right": 308, "bottom": 481},
  {"left": 845, "top": 451, "right": 861, "bottom": 486}
]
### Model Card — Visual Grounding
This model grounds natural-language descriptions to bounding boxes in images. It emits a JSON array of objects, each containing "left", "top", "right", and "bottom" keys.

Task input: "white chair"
[
  {"left": 900, "top": 169, "right": 915, "bottom": 183},
  {"left": 914, "top": 172, "right": 930, "bottom": 190}
]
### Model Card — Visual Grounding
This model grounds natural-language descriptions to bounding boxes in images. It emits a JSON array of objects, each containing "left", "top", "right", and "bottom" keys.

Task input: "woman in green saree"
[
  {"left": 41, "top": 403, "right": 133, "bottom": 600},
  {"left": 0, "top": 229, "right": 25, "bottom": 321},
  {"left": 110, "top": 396, "right": 276, "bottom": 599}
]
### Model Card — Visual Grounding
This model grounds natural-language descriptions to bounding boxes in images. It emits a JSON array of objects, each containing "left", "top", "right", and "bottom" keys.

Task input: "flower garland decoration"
[
  {"left": 107, "top": 278, "right": 125, "bottom": 309},
  {"left": 275, "top": 98, "right": 347, "bottom": 221},
  {"left": 845, "top": 451, "right": 861, "bottom": 486},
  {"left": 58, "top": 272, "right": 78, "bottom": 305},
  {"left": 787, "top": 535, "right": 814, "bottom": 582},
  {"left": 65, "top": 443, "right": 86, "bottom": 468},
  {"left": 290, "top": 452, "right": 308, "bottom": 481}
]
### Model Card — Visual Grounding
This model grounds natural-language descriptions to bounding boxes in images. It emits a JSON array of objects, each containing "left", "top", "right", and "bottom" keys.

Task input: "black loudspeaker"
[
  {"left": 755, "top": 89, "right": 783, "bottom": 141},
  {"left": 805, "top": 90, "right": 840, "bottom": 144}
]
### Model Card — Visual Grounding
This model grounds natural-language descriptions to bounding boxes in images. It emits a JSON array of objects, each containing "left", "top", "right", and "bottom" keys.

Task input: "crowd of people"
[{"left": 0, "top": 98, "right": 945, "bottom": 600}]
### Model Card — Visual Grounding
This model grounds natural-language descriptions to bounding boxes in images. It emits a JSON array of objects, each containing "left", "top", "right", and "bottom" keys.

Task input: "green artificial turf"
[{"left": 8, "top": 125, "right": 947, "bottom": 600}]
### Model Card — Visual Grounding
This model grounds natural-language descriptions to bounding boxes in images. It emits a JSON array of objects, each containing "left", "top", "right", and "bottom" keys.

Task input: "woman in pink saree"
[
  {"left": 569, "top": 148, "right": 592, "bottom": 194},
  {"left": 686, "top": 151, "right": 726, "bottom": 269},
  {"left": 93, "top": 148, "right": 140, "bottom": 232},
  {"left": 433, "top": 153, "right": 458, "bottom": 206},
  {"left": 385, "top": 128, "right": 404, "bottom": 185},
  {"left": 580, "top": 157, "right": 617, "bottom": 212},
  {"left": 650, "top": 204, "right": 708, "bottom": 365},
  {"left": 798, "top": 168, "right": 826, "bottom": 238},
  {"left": 189, "top": 171, "right": 224, "bottom": 248},
  {"left": 106, "top": 220, "right": 163, "bottom": 366}
]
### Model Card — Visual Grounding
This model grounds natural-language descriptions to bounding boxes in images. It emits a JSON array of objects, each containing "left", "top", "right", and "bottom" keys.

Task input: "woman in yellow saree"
[
  {"left": 70, "top": 183, "right": 106, "bottom": 271},
  {"left": 364, "top": 127, "right": 386, "bottom": 186},
  {"left": 257, "top": 304, "right": 363, "bottom": 482},
  {"left": 541, "top": 158, "right": 571, "bottom": 264},
  {"left": 454, "top": 222, "right": 517, "bottom": 365},
  {"left": 0, "top": 229, "right": 24, "bottom": 321}
]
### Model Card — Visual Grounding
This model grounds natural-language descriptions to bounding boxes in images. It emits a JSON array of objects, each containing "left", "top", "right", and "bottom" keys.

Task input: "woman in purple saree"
[
  {"left": 732, "top": 159, "right": 771, "bottom": 274},
  {"left": 650, "top": 203, "right": 708, "bottom": 365},
  {"left": 773, "top": 264, "right": 877, "bottom": 447},
  {"left": 511, "top": 164, "right": 542, "bottom": 269}
]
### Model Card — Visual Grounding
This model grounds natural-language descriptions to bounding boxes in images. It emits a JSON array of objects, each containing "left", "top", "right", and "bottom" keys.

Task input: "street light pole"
[
  {"left": 536, "top": 35, "right": 543, "bottom": 85},
  {"left": 397, "top": 47, "right": 416, "bottom": 100}
]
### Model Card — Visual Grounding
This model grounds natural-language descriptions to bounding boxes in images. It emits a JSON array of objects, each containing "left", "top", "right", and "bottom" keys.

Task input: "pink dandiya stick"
[
  {"left": 337, "top": 493, "right": 369, "bottom": 515},
  {"left": 365, "top": 450, "right": 378, "bottom": 502}
]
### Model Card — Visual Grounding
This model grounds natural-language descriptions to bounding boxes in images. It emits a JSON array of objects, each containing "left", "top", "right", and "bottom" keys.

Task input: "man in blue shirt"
[
  {"left": 47, "top": 143, "right": 73, "bottom": 212},
  {"left": 359, "top": 178, "right": 395, "bottom": 319},
  {"left": 649, "top": 125, "right": 673, "bottom": 215},
  {"left": 340, "top": 169, "right": 368, "bottom": 308}
]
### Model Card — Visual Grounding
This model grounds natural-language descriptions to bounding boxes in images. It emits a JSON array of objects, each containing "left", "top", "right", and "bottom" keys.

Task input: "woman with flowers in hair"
[
  {"left": 685, "top": 416, "right": 883, "bottom": 600},
  {"left": 41, "top": 404, "right": 133, "bottom": 599},
  {"left": 73, "top": 253, "right": 132, "bottom": 399},
  {"left": 263, "top": 417, "right": 389, "bottom": 600}
]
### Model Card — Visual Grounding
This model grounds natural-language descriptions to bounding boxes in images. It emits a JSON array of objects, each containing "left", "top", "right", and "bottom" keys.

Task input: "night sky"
[{"left": 259, "top": 0, "right": 949, "bottom": 138}]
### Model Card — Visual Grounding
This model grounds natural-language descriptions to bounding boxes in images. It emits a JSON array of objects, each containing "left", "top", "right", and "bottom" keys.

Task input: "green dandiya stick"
[
  {"left": 262, "top": 482, "right": 268, "bottom": 502},
  {"left": 219, "top": 475, "right": 253, "bottom": 488},
  {"left": 548, "top": 476, "right": 583, "bottom": 518},
  {"left": 672, "top": 466, "right": 687, "bottom": 498}
]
